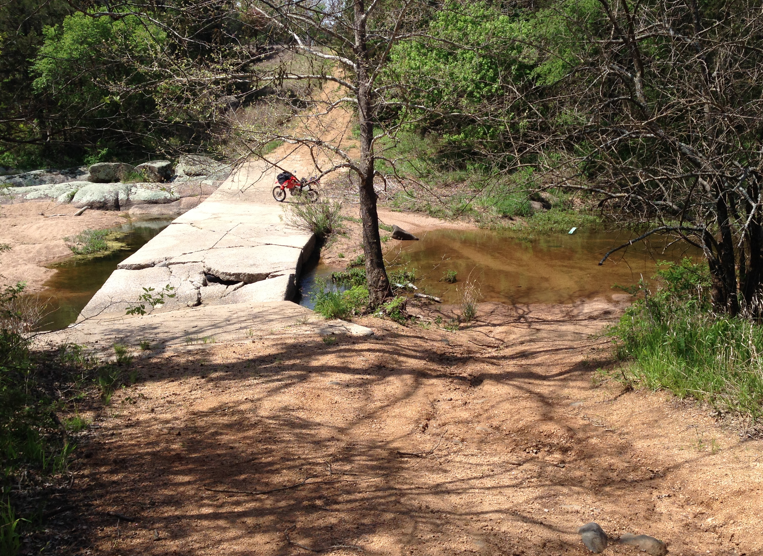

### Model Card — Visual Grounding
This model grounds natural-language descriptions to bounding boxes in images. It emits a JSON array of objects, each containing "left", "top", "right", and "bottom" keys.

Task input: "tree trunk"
[{"left": 354, "top": 0, "right": 390, "bottom": 307}]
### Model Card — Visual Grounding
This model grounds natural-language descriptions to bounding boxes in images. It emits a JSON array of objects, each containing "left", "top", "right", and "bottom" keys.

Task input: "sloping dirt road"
[{"left": 60, "top": 300, "right": 761, "bottom": 556}]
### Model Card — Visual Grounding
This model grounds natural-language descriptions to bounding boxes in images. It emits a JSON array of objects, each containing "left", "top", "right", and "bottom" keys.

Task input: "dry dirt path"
[{"left": 63, "top": 300, "right": 761, "bottom": 556}]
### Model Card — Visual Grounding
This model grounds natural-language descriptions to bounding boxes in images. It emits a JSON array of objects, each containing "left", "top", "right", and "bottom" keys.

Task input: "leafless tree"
[{"left": 531, "top": 0, "right": 763, "bottom": 316}]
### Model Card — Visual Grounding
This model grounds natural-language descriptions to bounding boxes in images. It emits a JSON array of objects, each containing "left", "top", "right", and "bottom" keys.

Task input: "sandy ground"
[
  {"left": 55, "top": 299, "right": 761, "bottom": 556},
  {"left": 0, "top": 201, "right": 127, "bottom": 293}
]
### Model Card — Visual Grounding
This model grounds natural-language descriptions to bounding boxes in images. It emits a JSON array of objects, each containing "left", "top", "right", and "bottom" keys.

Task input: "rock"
[
  {"left": 88, "top": 162, "right": 135, "bottom": 183},
  {"left": 530, "top": 191, "right": 553, "bottom": 209},
  {"left": 6, "top": 182, "right": 85, "bottom": 204},
  {"left": 70, "top": 183, "right": 131, "bottom": 210},
  {"left": 619, "top": 534, "right": 668, "bottom": 555},
  {"left": 529, "top": 200, "right": 546, "bottom": 212},
  {"left": 135, "top": 160, "right": 173, "bottom": 183},
  {"left": 203, "top": 245, "right": 304, "bottom": 284},
  {"left": 0, "top": 167, "right": 88, "bottom": 187},
  {"left": 578, "top": 522, "right": 608, "bottom": 553},
  {"left": 391, "top": 225, "right": 419, "bottom": 241},
  {"left": 129, "top": 184, "right": 179, "bottom": 205},
  {"left": 176, "top": 155, "right": 227, "bottom": 178},
  {"left": 218, "top": 95, "right": 241, "bottom": 111}
]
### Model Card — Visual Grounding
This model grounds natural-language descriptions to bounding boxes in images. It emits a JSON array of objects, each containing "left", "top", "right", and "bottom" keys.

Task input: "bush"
[
  {"left": 610, "top": 258, "right": 763, "bottom": 419},
  {"left": 287, "top": 198, "right": 343, "bottom": 238},
  {"left": 380, "top": 296, "right": 407, "bottom": 324},
  {"left": 64, "top": 229, "right": 111, "bottom": 255},
  {"left": 311, "top": 280, "right": 369, "bottom": 319}
]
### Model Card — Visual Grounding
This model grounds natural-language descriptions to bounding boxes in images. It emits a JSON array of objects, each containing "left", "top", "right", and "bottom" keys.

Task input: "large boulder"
[
  {"left": 70, "top": 183, "right": 131, "bottom": 210},
  {"left": 88, "top": 162, "right": 135, "bottom": 183},
  {"left": 176, "top": 155, "right": 228, "bottom": 178},
  {"left": 135, "top": 160, "right": 172, "bottom": 183}
]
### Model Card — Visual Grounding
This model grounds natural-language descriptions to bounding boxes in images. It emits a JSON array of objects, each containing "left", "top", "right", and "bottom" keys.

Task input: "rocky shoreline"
[{"left": 0, "top": 155, "right": 231, "bottom": 217}]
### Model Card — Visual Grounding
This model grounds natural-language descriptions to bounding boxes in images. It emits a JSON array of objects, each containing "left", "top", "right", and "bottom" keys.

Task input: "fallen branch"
[
  {"left": 74, "top": 206, "right": 89, "bottom": 216},
  {"left": 414, "top": 293, "right": 442, "bottom": 303},
  {"left": 397, "top": 429, "right": 447, "bottom": 458},
  {"left": 284, "top": 525, "right": 365, "bottom": 553}
]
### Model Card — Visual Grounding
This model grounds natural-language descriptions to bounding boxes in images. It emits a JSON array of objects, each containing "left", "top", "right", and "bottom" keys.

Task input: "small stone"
[
  {"left": 578, "top": 522, "right": 608, "bottom": 553},
  {"left": 619, "top": 533, "right": 668, "bottom": 555}
]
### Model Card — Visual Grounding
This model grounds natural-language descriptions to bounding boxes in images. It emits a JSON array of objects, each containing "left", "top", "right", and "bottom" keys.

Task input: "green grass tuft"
[{"left": 610, "top": 258, "right": 763, "bottom": 419}]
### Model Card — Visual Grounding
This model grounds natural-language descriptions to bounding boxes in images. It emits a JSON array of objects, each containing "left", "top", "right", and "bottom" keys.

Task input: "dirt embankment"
[
  {"left": 51, "top": 298, "right": 762, "bottom": 556},
  {"left": 0, "top": 201, "right": 126, "bottom": 293}
]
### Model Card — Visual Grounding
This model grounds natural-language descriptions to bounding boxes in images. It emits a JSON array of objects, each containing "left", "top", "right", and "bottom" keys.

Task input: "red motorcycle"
[{"left": 273, "top": 171, "right": 319, "bottom": 202}]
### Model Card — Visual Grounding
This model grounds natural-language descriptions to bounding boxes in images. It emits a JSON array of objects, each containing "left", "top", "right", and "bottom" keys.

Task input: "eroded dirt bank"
[{"left": 59, "top": 300, "right": 760, "bottom": 556}]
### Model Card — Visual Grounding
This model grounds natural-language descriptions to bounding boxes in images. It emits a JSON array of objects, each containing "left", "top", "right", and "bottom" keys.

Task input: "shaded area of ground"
[{"left": 54, "top": 300, "right": 759, "bottom": 556}]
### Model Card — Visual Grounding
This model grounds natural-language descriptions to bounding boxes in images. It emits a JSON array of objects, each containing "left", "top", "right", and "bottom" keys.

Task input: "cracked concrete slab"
[
  {"left": 202, "top": 245, "right": 305, "bottom": 284},
  {"left": 79, "top": 266, "right": 201, "bottom": 319},
  {"left": 78, "top": 160, "right": 318, "bottom": 325},
  {"left": 117, "top": 224, "right": 228, "bottom": 269}
]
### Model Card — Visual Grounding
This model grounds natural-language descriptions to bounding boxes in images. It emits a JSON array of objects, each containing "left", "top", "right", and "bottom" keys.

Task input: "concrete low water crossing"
[{"left": 40, "top": 160, "right": 372, "bottom": 352}]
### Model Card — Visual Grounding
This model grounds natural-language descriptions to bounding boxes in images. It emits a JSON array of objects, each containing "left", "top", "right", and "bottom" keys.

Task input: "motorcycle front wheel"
[{"left": 272, "top": 186, "right": 286, "bottom": 202}]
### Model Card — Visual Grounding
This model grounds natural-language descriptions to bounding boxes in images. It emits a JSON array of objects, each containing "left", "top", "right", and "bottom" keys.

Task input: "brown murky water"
[
  {"left": 36, "top": 218, "right": 173, "bottom": 331},
  {"left": 382, "top": 228, "right": 701, "bottom": 305}
]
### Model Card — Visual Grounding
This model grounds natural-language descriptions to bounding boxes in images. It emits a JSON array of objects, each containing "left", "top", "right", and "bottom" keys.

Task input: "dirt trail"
[{"left": 63, "top": 300, "right": 761, "bottom": 556}]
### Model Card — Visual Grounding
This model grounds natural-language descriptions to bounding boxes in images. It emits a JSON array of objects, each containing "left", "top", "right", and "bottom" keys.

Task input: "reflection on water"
[
  {"left": 299, "top": 228, "right": 701, "bottom": 307},
  {"left": 389, "top": 228, "right": 701, "bottom": 305},
  {"left": 36, "top": 218, "right": 173, "bottom": 331}
]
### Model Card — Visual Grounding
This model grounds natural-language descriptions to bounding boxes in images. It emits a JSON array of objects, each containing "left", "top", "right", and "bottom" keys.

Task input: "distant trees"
[{"left": 5, "top": 0, "right": 763, "bottom": 314}]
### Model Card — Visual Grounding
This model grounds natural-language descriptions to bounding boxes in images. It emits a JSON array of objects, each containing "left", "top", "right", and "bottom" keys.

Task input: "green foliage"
[
  {"left": 459, "top": 279, "right": 480, "bottom": 323},
  {"left": 389, "top": 267, "right": 417, "bottom": 286},
  {"left": 0, "top": 497, "right": 22, "bottom": 556},
  {"left": 610, "top": 259, "right": 763, "bottom": 419},
  {"left": 348, "top": 254, "right": 365, "bottom": 267},
  {"left": 121, "top": 169, "right": 147, "bottom": 183},
  {"left": 125, "top": 284, "right": 177, "bottom": 316},
  {"left": 64, "top": 229, "right": 111, "bottom": 255},
  {"left": 442, "top": 270, "right": 458, "bottom": 283},
  {"left": 63, "top": 414, "right": 89, "bottom": 433},
  {"left": 287, "top": 198, "right": 343, "bottom": 238},
  {"left": 28, "top": 10, "right": 168, "bottom": 162},
  {"left": 379, "top": 296, "right": 408, "bottom": 324},
  {"left": 113, "top": 344, "right": 133, "bottom": 366},
  {"left": 311, "top": 280, "right": 369, "bottom": 319},
  {"left": 331, "top": 267, "right": 366, "bottom": 288}
]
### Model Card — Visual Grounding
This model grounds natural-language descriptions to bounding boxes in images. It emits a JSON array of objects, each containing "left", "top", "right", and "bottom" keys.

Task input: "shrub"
[
  {"left": 442, "top": 270, "right": 458, "bottom": 283},
  {"left": 610, "top": 258, "right": 763, "bottom": 419},
  {"left": 459, "top": 278, "right": 480, "bottom": 323},
  {"left": 287, "top": 198, "right": 343, "bottom": 238},
  {"left": 311, "top": 279, "right": 369, "bottom": 319},
  {"left": 64, "top": 229, "right": 111, "bottom": 255},
  {"left": 331, "top": 267, "right": 366, "bottom": 287},
  {"left": 379, "top": 296, "right": 407, "bottom": 324}
]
